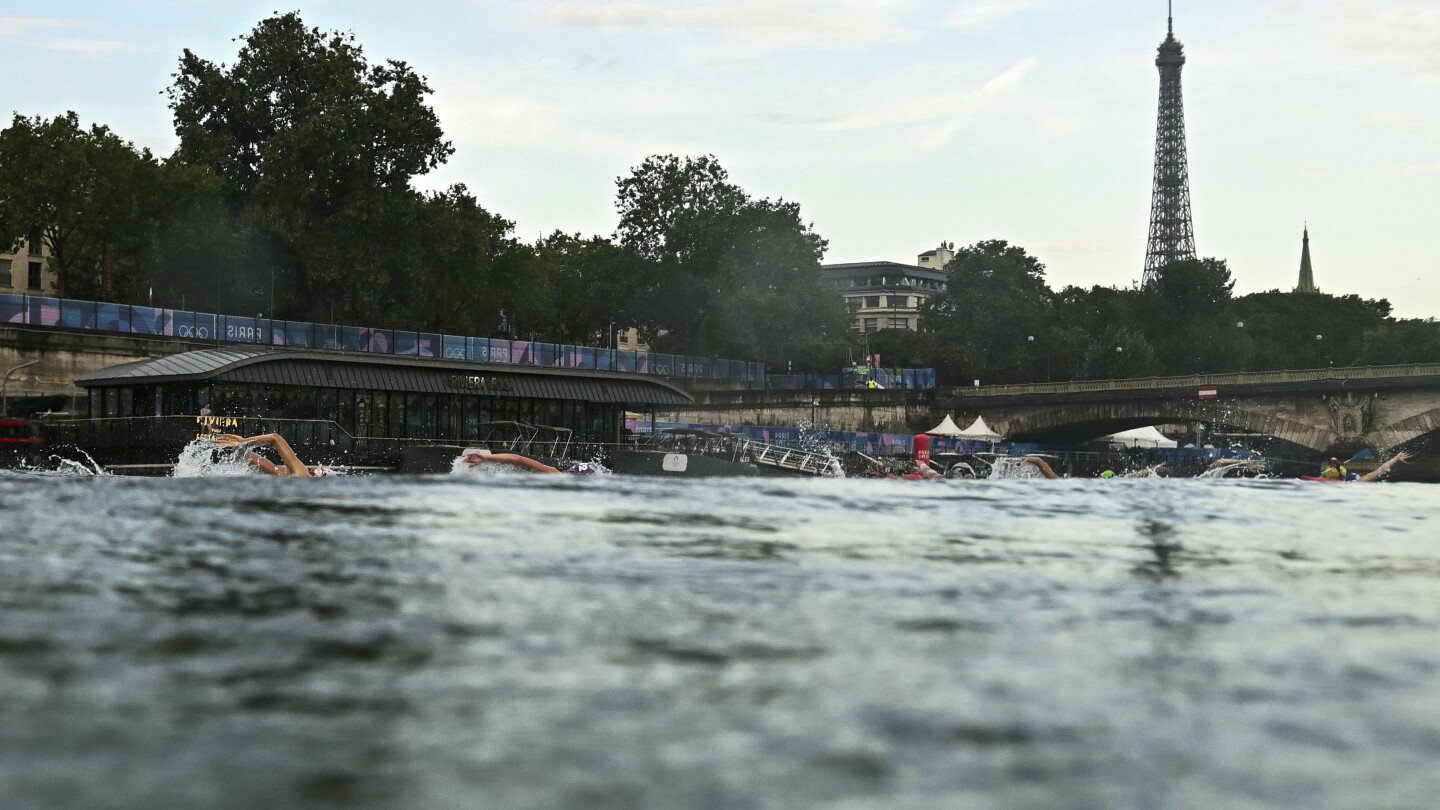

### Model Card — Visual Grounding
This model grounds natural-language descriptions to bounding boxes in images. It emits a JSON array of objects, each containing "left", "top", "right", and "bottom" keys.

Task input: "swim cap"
[
  {"left": 308, "top": 466, "right": 334, "bottom": 477},
  {"left": 567, "top": 462, "right": 599, "bottom": 475}
]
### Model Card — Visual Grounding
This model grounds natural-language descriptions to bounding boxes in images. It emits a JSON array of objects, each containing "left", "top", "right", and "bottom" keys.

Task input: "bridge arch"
[{"left": 996, "top": 401, "right": 1332, "bottom": 455}]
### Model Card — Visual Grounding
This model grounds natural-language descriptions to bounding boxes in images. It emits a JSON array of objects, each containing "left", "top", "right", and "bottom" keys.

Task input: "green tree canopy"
[
  {"left": 614, "top": 154, "right": 845, "bottom": 359},
  {"left": 919, "top": 240, "right": 1052, "bottom": 384},
  {"left": 166, "top": 11, "right": 453, "bottom": 320},
  {"left": 0, "top": 111, "right": 178, "bottom": 299}
]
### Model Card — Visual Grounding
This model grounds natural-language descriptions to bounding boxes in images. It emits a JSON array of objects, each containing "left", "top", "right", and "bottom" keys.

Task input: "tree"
[
  {"left": 614, "top": 154, "right": 845, "bottom": 360},
  {"left": 1081, "top": 325, "right": 1161, "bottom": 379},
  {"left": 0, "top": 112, "right": 173, "bottom": 300},
  {"left": 528, "top": 232, "right": 655, "bottom": 345},
  {"left": 166, "top": 12, "right": 453, "bottom": 321},
  {"left": 1235, "top": 291, "right": 1390, "bottom": 370},
  {"left": 390, "top": 185, "right": 524, "bottom": 336},
  {"left": 708, "top": 197, "right": 849, "bottom": 362},
  {"left": 919, "top": 240, "right": 1052, "bottom": 384},
  {"left": 1358, "top": 319, "right": 1440, "bottom": 365}
]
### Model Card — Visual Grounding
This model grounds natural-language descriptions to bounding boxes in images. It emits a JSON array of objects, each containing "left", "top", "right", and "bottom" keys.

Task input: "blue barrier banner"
[
  {"left": 311, "top": 324, "right": 338, "bottom": 350},
  {"left": 1, "top": 293, "right": 22, "bottom": 324},
  {"left": 509, "top": 340, "right": 533, "bottom": 365},
  {"left": 282, "top": 321, "right": 310, "bottom": 347},
  {"left": 131, "top": 305, "right": 165, "bottom": 335},
  {"left": 221, "top": 316, "right": 261, "bottom": 343},
  {"left": 8, "top": 290, "right": 763, "bottom": 381},
  {"left": 172, "top": 310, "right": 194, "bottom": 338},
  {"left": 95, "top": 302, "right": 128, "bottom": 332},
  {"left": 30, "top": 296, "right": 61, "bottom": 326},
  {"left": 60, "top": 299, "right": 96, "bottom": 329}
]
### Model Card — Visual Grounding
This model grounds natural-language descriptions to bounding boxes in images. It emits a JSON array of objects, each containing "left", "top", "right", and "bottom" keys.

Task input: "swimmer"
[
  {"left": 1354, "top": 451, "right": 1411, "bottom": 482},
  {"left": 461, "top": 450, "right": 599, "bottom": 475},
  {"left": 462, "top": 450, "right": 559, "bottom": 474},
  {"left": 211, "top": 433, "right": 327, "bottom": 476},
  {"left": 1020, "top": 456, "right": 1061, "bottom": 479}
]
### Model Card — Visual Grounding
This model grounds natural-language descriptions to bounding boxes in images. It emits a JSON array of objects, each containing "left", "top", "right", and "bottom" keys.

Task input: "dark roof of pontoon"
[{"left": 75, "top": 347, "right": 694, "bottom": 406}]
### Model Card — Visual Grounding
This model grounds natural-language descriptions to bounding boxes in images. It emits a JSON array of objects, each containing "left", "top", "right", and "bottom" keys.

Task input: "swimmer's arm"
[
  {"left": 1357, "top": 451, "right": 1410, "bottom": 482},
  {"left": 473, "top": 453, "right": 560, "bottom": 474},
  {"left": 1022, "top": 456, "right": 1060, "bottom": 479},
  {"left": 244, "top": 433, "right": 309, "bottom": 477}
]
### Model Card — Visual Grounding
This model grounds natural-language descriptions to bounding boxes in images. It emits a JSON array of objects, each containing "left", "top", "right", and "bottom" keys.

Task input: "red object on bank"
[
  {"left": 913, "top": 433, "right": 931, "bottom": 464},
  {"left": 1198, "top": 387, "right": 1218, "bottom": 399}
]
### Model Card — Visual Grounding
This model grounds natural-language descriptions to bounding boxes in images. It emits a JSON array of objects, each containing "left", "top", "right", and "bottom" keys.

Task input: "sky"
[{"left": 2, "top": 0, "right": 1437, "bottom": 316}]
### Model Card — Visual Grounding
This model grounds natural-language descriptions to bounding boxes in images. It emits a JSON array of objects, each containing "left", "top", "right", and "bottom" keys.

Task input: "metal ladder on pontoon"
[{"left": 748, "top": 441, "right": 837, "bottom": 476}]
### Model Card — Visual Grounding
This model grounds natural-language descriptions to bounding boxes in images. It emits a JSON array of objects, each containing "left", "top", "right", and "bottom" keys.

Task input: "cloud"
[
  {"left": 818, "top": 57, "right": 1038, "bottom": 152},
  {"left": 0, "top": 16, "right": 70, "bottom": 38},
  {"left": 943, "top": 0, "right": 1036, "bottom": 31},
  {"left": 1333, "top": 0, "right": 1440, "bottom": 75},
  {"left": 1386, "top": 162, "right": 1440, "bottom": 175},
  {"left": 30, "top": 38, "right": 151, "bottom": 58},
  {"left": 0, "top": 16, "right": 149, "bottom": 59},
  {"left": 534, "top": 1, "right": 913, "bottom": 48}
]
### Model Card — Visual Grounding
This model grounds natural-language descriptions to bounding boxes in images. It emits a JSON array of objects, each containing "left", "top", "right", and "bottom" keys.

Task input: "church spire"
[{"left": 1294, "top": 224, "right": 1318, "bottom": 293}]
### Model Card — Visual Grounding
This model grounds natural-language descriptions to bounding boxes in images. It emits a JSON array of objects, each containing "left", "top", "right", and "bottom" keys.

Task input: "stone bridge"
[
  {"left": 671, "top": 364, "right": 1440, "bottom": 461},
  {"left": 937, "top": 365, "right": 1440, "bottom": 459}
]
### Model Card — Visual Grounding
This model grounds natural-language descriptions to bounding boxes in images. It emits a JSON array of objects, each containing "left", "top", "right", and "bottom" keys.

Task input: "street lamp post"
[
  {"left": 1027, "top": 335, "right": 1035, "bottom": 382},
  {"left": 2, "top": 359, "right": 40, "bottom": 418},
  {"left": 1315, "top": 334, "right": 1323, "bottom": 368}
]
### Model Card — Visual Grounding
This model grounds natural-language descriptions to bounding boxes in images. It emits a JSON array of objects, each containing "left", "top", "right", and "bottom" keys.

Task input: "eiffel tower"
[{"left": 1142, "top": 2, "right": 1196, "bottom": 288}]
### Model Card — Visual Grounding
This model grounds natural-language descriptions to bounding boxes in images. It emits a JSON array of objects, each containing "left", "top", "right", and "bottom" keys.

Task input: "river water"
[{"left": 1, "top": 471, "right": 1437, "bottom": 810}]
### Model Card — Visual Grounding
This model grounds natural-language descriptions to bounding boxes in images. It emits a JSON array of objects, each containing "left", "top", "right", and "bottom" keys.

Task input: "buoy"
[{"left": 913, "top": 433, "right": 931, "bottom": 464}]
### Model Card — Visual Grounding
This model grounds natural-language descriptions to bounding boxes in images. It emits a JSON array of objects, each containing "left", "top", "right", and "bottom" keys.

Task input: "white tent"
[
  {"left": 925, "top": 414, "right": 966, "bottom": 437},
  {"left": 1102, "top": 425, "right": 1178, "bottom": 448},
  {"left": 956, "top": 416, "right": 1004, "bottom": 442}
]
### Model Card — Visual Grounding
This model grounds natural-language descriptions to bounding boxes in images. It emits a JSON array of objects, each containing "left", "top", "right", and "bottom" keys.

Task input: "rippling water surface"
[{"left": 1, "top": 472, "right": 1437, "bottom": 809}]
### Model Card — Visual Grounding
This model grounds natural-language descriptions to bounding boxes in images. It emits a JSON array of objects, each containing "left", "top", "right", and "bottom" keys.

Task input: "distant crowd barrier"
[
  {"left": 1, "top": 293, "right": 766, "bottom": 383},
  {"left": 766, "top": 368, "right": 937, "bottom": 391}
]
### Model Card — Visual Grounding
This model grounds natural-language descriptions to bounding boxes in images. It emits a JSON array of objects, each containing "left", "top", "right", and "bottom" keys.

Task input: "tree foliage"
[
  {"left": 614, "top": 154, "right": 847, "bottom": 360},
  {"left": 919, "top": 240, "right": 1052, "bottom": 384},
  {"left": 0, "top": 112, "right": 180, "bottom": 299},
  {"left": 166, "top": 11, "right": 453, "bottom": 320}
]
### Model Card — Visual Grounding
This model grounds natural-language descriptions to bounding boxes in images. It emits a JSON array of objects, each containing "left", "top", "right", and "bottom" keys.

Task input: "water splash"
[
  {"left": 13, "top": 447, "right": 110, "bottom": 476},
  {"left": 990, "top": 457, "right": 1047, "bottom": 479},
  {"left": 171, "top": 439, "right": 262, "bottom": 478},
  {"left": 794, "top": 420, "right": 846, "bottom": 478}
]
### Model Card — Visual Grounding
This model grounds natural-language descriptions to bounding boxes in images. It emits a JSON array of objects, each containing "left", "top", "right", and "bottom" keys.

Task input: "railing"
[
  {"left": 766, "top": 368, "right": 937, "bottom": 390},
  {"left": 1, "top": 292, "right": 765, "bottom": 384},
  {"left": 43, "top": 415, "right": 352, "bottom": 452},
  {"left": 951, "top": 363, "right": 1440, "bottom": 398}
]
